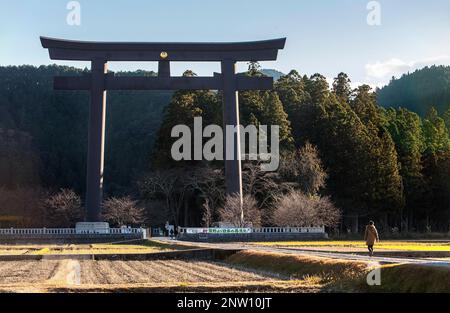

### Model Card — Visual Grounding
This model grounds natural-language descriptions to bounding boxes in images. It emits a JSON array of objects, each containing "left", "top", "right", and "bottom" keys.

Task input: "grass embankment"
[
  {"left": 226, "top": 250, "right": 369, "bottom": 291},
  {"left": 364, "top": 263, "right": 450, "bottom": 292},
  {"left": 44, "top": 281, "right": 319, "bottom": 293},
  {"left": 254, "top": 241, "right": 450, "bottom": 251},
  {"left": 33, "top": 240, "right": 195, "bottom": 255},
  {"left": 225, "top": 250, "right": 450, "bottom": 292}
]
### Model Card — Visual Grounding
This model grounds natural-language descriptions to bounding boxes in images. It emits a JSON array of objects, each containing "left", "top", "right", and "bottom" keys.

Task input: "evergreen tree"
[
  {"left": 351, "top": 85, "right": 383, "bottom": 126},
  {"left": 332, "top": 72, "right": 352, "bottom": 103},
  {"left": 261, "top": 92, "right": 294, "bottom": 148},
  {"left": 306, "top": 73, "right": 329, "bottom": 106},
  {"left": 152, "top": 71, "right": 221, "bottom": 168},
  {"left": 422, "top": 107, "right": 450, "bottom": 154},
  {"left": 274, "top": 70, "right": 311, "bottom": 145},
  {"left": 444, "top": 108, "right": 450, "bottom": 134},
  {"left": 385, "top": 108, "right": 426, "bottom": 230}
]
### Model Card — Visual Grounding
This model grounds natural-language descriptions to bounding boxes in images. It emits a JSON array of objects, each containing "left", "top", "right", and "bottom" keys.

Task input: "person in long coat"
[{"left": 364, "top": 220, "right": 379, "bottom": 256}]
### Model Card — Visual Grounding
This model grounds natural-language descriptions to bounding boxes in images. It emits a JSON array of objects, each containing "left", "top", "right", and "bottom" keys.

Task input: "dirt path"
[
  {"left": 154, "top": 238, "right": 450, "bottom": 267},
  {"left": 48, "top": 259, "right": 81, "bottom": 285}
]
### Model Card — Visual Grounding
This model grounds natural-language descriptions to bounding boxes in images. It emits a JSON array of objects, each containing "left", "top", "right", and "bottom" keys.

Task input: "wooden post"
[
  {"left": 158, "top": 60, "right": 170, "bottom": 78},
  {"left": 85, "top": 59, "right": 107, "bottom": 222},
  {"left": 221, "top": 60, "right": 243, "bottom": 222}
]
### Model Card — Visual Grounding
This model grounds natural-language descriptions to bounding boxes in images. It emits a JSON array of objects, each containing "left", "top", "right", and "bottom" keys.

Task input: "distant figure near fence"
[{"left": 364, "top": 220, "right": 379, "bottom": 257}]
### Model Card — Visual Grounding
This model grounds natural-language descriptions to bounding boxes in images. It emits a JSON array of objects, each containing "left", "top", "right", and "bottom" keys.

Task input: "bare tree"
[
  {"left": 189, "top": 165, "right": 225, "bottom": 223},
  {"left": 298, "top": 142, "right": 327, "bottom": 195},
  {"left": 279, "top": 142, "right": 327, "bottom": 196},
  {"left": 315, "top": 196, "right": 342, "bottom": 228},
  {"left": 242, "top": 161, "right": 283, "bottom": 207},
  {"left": 42, "top": 188, "right": 83, "bottom": 227},
  {"left": 138, "top": 169, "right": 194, "bottom": 226},
  {"left": 272, "top": 190, "right": 315, "bottom": 227},
  {"left": 218, "top": 194, "right": 261, "bottom": 227},
  {"left": 242, "top": 160, "right": 296, "bottom": 225},
  {"left": 201, "top": 199, "right": 212, "bottom": 227},
  {"left": 278, "top": 151, "right": 301, "bottom": 182},
  {"left": 102, "top": 196, "right": 145, "bottom": 227},
  {"left": 273, "top": 190, "right": 340, "bottom": 227}
]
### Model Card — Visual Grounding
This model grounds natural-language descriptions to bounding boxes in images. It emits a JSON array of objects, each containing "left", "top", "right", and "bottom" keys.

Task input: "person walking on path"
[{"left": 364, "top": 220, "right": 379, "bottom": 256}]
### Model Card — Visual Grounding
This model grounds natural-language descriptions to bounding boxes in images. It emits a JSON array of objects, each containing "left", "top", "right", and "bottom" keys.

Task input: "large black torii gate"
[{"left": 41, "top": 36, "right": 286, "bottom": 222}]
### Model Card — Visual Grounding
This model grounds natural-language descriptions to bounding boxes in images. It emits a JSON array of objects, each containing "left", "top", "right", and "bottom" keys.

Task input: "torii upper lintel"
[{"left": 40, "top": 36, "right": 285, "bottom": 61}]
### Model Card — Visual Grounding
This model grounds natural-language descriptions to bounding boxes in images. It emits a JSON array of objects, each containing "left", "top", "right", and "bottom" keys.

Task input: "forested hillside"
[
  {"left": 377, "top": 65, "right": 450, "bottom": 116},
  {"left": 0, "top": 65, "right": 172, "bottom": 194},
  {"left": 150, "top": 66, "right": 450, "bottom": 232},
  {"left": 0, "top": 64, "right": 449, "bottom": 233}
]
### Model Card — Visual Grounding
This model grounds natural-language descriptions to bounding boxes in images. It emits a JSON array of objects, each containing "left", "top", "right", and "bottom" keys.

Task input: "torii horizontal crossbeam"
[{"left": 53, "top": 74, "right": 273, "bottom": 91}]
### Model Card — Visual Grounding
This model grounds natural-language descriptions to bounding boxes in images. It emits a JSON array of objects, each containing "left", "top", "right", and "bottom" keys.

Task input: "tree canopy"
[{"left": 1, "top": 64, "right": 449, "bottom": 232}]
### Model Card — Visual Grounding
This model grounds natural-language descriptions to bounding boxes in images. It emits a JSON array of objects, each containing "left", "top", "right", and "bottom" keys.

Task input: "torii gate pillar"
[
  {"left": 221, "top": 60, "right": 243, "bottom": 217},
  {"left": 86, "top": 59, "right": 108, "bottom": 222}
]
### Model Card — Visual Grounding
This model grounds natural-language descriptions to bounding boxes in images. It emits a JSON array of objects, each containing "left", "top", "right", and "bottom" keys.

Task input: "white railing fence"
[
  {"left": 178, "top": 226, "right": 325, "bottom": 234},
  {"left": 252, "top": 226, "right": 325, "bottom": 233},
  {"left": 1, "top": 226, "right": 322, "bottom": 238},
  {"left": 0, "top": 227, "right": 146, "bottom": 236}
]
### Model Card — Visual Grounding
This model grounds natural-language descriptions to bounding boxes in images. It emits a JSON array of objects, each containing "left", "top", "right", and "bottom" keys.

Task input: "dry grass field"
[
  {"left": 1, "top": 240, "right": 449, "bottom": 292},
  {"left": 79, "top": 259, "right": 275, "bottom": 284},
  {"left": 0, "top": 259, "right": 318, "bottom": 293},
  {"left": 0, "top": 241, "right": 324, "bottom": 292},
  {"left": 0, "top": 249, "right": 449, "bottom": 292}
]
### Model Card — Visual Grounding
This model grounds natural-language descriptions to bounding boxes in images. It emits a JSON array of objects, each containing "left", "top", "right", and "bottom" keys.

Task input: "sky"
[{"left": 1, "top": 0, "right": 450, "bottom": 88}]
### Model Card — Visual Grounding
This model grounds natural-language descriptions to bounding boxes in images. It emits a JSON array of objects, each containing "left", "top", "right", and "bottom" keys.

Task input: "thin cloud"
[{"left": 365, "top": 55, "right": 450, "bottom": 85}]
